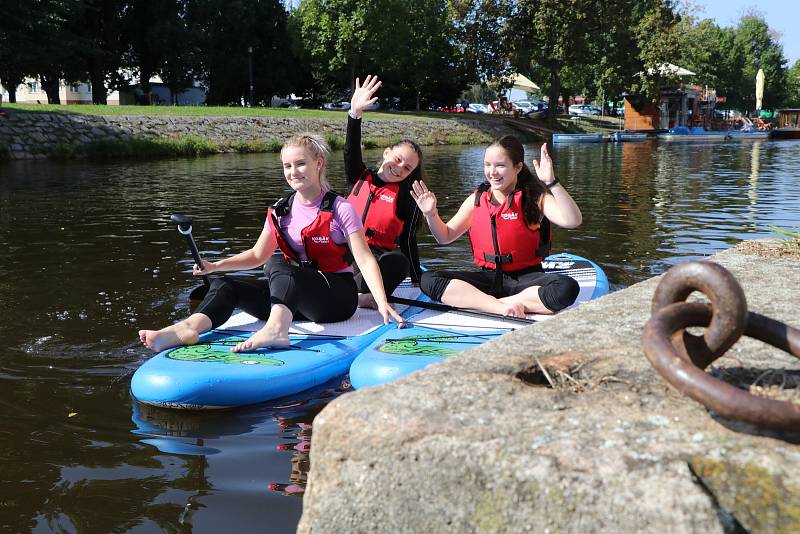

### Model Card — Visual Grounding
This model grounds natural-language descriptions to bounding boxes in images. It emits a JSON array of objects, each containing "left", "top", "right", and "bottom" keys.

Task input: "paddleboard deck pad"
[
  {"left": 131, "top": 279, "right": 423, "bottom": 409},
  {"left": 349, "top": 253, "right": 608, "bottom": 389}
]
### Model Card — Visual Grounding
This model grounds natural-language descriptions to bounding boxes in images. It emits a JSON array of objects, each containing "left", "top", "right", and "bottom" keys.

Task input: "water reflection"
[{"left": 1, "top": 139, "right": 800, "bottom": 531}]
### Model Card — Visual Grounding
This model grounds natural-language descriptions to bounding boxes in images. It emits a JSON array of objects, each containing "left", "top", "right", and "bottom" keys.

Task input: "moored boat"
[
  {"left": 772, "top": 109, "right": 800, "bottom": 139},
  {"left": 610, "top": 131, "right": 650, "bottom": 142},
  {"left": 552, "top": 133, "right": 606, "bottom": 143},
  {"left": 727, "top": 130, "right": 771, "bottom": 140},
  {"left": 657, "top": 126, "right": 729, "bottom": 141}
]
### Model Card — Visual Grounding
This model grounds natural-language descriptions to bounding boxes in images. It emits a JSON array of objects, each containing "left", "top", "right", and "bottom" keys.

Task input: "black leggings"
[
  {"left": 420, "top": 266, "right": 579, "bottom": 313},
  {"left": 353, "top": 249, "right": 410, "bottom": 296},
  {"left": 194, "top": 258, "right": 358, "bottom": 328}
]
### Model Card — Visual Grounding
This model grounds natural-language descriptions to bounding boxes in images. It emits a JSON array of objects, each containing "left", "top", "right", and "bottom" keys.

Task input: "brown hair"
[{"left": 487, "top": 135, "right": 548, "bottom": 226}]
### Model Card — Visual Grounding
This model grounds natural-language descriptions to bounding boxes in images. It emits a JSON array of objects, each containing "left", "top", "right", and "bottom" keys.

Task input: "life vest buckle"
[{"left": 484, "top": 252, "right": 513, "bottom": 265}]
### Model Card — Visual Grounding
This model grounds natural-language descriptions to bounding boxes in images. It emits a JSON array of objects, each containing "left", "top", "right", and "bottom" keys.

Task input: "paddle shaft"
[
  {"left": 170, "top": 214, "right": 211, "bottom": 298},
  {"left": 388, "top": 296, "right": 535, "bottom": 325}
]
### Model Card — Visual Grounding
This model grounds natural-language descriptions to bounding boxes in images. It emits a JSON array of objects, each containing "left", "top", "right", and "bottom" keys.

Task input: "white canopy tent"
[{"left": 647, "top": 63, "right": 696, "bottom": 77}]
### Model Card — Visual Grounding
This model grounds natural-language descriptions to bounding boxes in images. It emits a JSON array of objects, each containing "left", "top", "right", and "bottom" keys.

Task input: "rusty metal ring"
[
  {"left": 644, "top": 262, "right": 800, "bottom": 431},
  {"left": 651, "top": 261, "right": 748, "bottom": 368}
]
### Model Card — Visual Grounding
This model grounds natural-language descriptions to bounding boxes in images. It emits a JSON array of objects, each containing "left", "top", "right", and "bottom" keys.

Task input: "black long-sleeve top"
[{"left": 344, "top": 115, "right": 422, "bottom": 283}]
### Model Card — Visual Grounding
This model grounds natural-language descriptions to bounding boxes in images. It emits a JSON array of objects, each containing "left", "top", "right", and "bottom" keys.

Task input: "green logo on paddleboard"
[
  {"left": 167, "top": 337, "right": 284, "bottom": 365},
  {"left": 377, "top": 336, "right": 459, "bottom": 357}
]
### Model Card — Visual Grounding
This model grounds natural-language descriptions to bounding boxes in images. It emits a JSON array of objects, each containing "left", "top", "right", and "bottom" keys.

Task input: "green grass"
[
  {"left": 555, "top": 114, "right": 622, "bottom": 134},
  {"left": 770, "top": 226, "right": 800, "bottom": 240},
  {"left": 3, "top": 102, "right": 430, "bottom": 121}
]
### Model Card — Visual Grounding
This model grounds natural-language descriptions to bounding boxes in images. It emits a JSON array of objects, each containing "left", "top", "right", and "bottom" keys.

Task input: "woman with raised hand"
[
  {"left": 411, "top": 135, "right": 582, "bottom": 318},
  {"left": 345, "top": 74, "right": 424, "bottom": 307},
  {"left": 139, "top": 133, "right": 402, "bottom": 353}
]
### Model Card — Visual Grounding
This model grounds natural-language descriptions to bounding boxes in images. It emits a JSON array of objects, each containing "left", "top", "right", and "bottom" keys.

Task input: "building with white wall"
[{"left": 1, "top": 76, "right": 206, "bottom": 106}]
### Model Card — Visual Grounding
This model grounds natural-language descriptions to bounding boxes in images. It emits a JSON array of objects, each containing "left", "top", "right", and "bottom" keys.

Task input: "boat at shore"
[
  {"left": 772, "top": 109, "right": 800, "bottom": 139},
  {"left": 610, "top": 131, "right": 651, "bottom": 142},
  {"left": 657, "top": 126, "right": 729, "bottom": 141},
  {"left": 552, "top": 133, "right": 606, "bottom": 143},
  {"left": 727, "top": 129, "right": 771, "bottom": 140}
]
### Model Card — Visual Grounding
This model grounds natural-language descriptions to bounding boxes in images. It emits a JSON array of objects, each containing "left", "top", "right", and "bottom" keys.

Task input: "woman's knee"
[
  {"left": 420, "top": 271, "right": 452, "bottom": 301},
  {"left": 538, "top": 275, "right": 580, "bottom": 312}
]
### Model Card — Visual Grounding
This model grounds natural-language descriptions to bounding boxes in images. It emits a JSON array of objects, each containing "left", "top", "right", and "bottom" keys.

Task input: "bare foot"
[
  {"left": 357, "top": 293, "right": 378, "bottom": 309},
  {"left": 231, "top": 327, "right": 290, "bottom": 352},
  {"left": 139, "top": 324, "right": 199, "bottom": 352}
]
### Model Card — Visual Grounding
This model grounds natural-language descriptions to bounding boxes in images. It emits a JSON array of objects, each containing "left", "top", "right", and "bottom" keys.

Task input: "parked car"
[
  {"left": 467, "top": 103, "right": 489, "bottom": 113},
  {"left": 442, "top": 104, "right": 465, "bottom": 113},
  {"left": 363, "top": 101, "right": 380, "bottom": 111},
  {"left": 321, "top": 101, "right": 350, "bottom": 111},
  {"left": 521, "top": 101, "right": 548, "bottom": 118},
  {"left": 512, "top": 100, "right": 536, "bottom": 113},
  {"left": 568, "top": 104, "right": 601, "bottom": 116}
]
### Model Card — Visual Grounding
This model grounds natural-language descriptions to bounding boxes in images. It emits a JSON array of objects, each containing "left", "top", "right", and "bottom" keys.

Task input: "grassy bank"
[
  {"left": 555, "top": 114, "right": 624, "bottom": 134},
  {"left": 3, "top": 103, "right": 426, "bottom": 121},
  {"left": 2, "top": 103, "right": 607, "bottom": 160},
  {"left": 39, "top": 131, "right": 489, "bottom": 161}
]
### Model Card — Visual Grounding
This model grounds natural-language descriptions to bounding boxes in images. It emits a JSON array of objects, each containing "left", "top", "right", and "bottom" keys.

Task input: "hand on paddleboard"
[
  {"left": 378, "top": 302, "right": 404, "bottom": 325},
  {"left": 193, "top": 259, "right": 217, "bottom": 276}
]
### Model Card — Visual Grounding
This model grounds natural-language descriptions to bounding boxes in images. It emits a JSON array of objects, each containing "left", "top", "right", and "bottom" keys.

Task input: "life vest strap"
[{"left": 484, "top": 252, "right": 513, "bottom": 265}]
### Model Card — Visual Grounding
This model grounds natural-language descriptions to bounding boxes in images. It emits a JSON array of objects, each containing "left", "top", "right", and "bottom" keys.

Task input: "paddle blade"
[{"left": 189, "top": 283, "right": 210, "bottom": 301}]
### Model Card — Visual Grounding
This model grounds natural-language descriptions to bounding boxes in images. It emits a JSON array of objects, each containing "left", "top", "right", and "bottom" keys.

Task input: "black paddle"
[
  {"left": 170, "top": 214, "right": 210, "bottom": 301},
  {"left": 388, "top": 296, "right": 535, "bottom": 325}
]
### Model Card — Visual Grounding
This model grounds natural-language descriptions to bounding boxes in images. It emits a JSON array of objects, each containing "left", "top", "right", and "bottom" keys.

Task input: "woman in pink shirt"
[{"left": 139, "top": 133, "right": 402, "bottom": 353}]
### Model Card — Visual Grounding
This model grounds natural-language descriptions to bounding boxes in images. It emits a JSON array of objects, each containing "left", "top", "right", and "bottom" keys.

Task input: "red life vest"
[
  {"left": 346, "top": 169, "right": 404, "bottom": 251},
  {"left": 267, "top": 191, "right": 352, "bottom": 272},
  {"left": 468, "top": 182, "right": 551, "bottom": 272}
]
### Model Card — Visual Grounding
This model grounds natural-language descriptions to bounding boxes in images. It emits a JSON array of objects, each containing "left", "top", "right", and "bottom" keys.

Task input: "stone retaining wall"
[
  {"left": 299, "top": 243, "right": 800, "bottom": 533},
  {"left": 0, "top": 111, "right": 519, "bottom": 160}
]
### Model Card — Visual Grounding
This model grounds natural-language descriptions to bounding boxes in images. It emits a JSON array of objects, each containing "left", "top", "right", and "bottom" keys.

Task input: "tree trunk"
[
  {"left": 547, "top": 67, "right": 560, "bottom": 120},
  {"left": 416, "top": 89, "right": 421, "bottom": 112},
  {"left": 41, "top": 74, "right": 61, "bottom": 104},
  {"left": 140, "top": 67, "right": 153, "bottom": 92},
  {"left": 90, "top": 67, "right": 108, "bottom": 105},
  {"left": 1, "top": 76, "right": 22, "bottom": 102}
]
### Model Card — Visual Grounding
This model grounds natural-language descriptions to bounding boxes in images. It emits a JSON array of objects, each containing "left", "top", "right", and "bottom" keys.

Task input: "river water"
[{"left": 1, "top": 138, "right": 798, "bottom": 531}]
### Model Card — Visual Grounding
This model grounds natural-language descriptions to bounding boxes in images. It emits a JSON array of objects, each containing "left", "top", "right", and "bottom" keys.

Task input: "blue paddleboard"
[
  {"left": 349, "top": 253, "right": 608, "bottom": 389},
  {"left": 131, "top": 280, "right": 423, "bottom": 409}
]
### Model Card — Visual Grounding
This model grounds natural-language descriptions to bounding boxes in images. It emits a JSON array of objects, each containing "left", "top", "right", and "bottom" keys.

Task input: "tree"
[
  {"left": 449, "top": 0, "right": 513, "bottom": 87},
  {"left": 379, "top": 0, "right": 465, "bottom": 110},
  {"left": 0, "top": 1, "right": 35, "bottom": 102},
  {"left": 71, "top": 0, "right": 127, "bottom": 104},
  {"left": 292, "top": 0, "right": 385, "bottom": 99},
  {"left": 733, "top": 13, "right": 787, "bottom": 111},
  {"left": 188, "top": 0, "right": 295, "bottom": 105},
  {"left": 293, "top": 0, "right": 470, "bottom": 109},
  {"left": 29, "top": 0, "right": 87, "bottom": 104},
  {"left": 787, "top": 60, "right": 800, "bottom": 107},
  {"left": 626, "top": 0, "right": 683, "bottom": 100},
  {"left": 508, "top": 0, "right": 594, "bottom": 118}
]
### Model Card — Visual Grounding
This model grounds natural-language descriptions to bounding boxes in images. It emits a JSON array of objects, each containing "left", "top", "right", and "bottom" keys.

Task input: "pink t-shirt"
[{"left": 266, "top": 191, "right": 363, "bottom": 272}]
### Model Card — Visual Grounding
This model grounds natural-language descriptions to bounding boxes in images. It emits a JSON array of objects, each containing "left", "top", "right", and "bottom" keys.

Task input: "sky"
[{"left": 694, "top": 0, "right": 800, "bottom": 66}]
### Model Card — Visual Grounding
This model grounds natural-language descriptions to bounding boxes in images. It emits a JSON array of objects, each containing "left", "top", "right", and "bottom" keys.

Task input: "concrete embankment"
[
  {"left": 299, "top": 241, "right": 800, "bottom": 533},
  {"left": 0, "top": 111, "right": 523, "bottom": 160}
]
